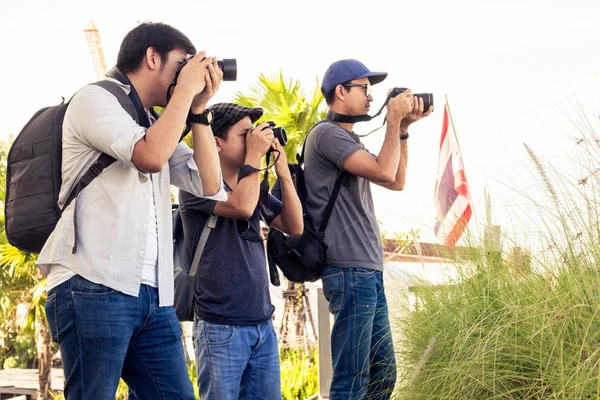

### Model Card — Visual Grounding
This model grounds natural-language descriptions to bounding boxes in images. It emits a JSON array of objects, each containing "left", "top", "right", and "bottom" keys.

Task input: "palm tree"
[
  {"left": 0, "top": 139, "right": 52, "bottom": 400},
  {"left": 234, "top": 72, "right": 326, "bottom": 352},
  {"left": 234, "top": 72, "right": 327, "bottom": 163}
]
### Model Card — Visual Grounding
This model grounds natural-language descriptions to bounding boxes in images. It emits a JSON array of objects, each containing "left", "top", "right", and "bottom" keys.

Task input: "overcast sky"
[{"left": 2, "top": 0, "right": 600, "bottom": 250}]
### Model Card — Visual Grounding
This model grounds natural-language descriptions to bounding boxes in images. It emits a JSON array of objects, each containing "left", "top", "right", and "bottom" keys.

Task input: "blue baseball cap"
[{"left": 321, "top": 59, "right": 388, "bottom": 96}]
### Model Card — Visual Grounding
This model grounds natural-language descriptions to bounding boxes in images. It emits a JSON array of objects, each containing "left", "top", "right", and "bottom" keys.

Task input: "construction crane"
[{"left": 84, "top": 20, "right": 107, "bottom": 80}]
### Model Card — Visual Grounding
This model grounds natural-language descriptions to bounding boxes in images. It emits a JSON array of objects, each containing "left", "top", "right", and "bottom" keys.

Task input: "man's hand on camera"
[
  {"left": 175, "top": 51, "right": 211, "bottom": 100},
  {"left": 387, "top": 88, "right": 414, "bottom": 125},
  {"left": 272, "top": 139, "right": 291, "bottom": 180},
  {"left": 191, "top": 56, "right": 223, "bottom": 113},
  {"left": 401, "top": 96, "right": 433, "bottom": 129},
  {"left": 245, "top": 123, "right": 274, "bottom": 168}
]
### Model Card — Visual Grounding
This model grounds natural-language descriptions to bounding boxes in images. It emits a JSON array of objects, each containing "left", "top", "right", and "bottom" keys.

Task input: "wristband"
[
  {"left": 238, "top": 164, "right": 261, "bottom": 182},
  {"left": 400, "top": 133, "right": 409, "bottom": 140}
]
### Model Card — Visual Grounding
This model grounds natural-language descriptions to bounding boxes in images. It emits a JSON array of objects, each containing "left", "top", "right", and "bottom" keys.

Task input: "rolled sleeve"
[
  {"left": 169, "top": 143, "right": 227, "bottom": 201},
  {"left": 110, "top": 127, "right": 147, "bottom": 165}
]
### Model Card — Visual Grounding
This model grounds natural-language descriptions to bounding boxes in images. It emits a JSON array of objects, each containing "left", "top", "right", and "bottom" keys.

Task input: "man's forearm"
[
  {"left": 191, "top": 124, "right": 222, "bottom": 196},
  {"left": 394, "top": 139, "right": 408, "bottom": 187},
  {"left": 375, "top": 122, "right": 402, "bottom": 182},
  {"left": 143, "top": 86, "right": 195, "bottom": 168},
  {"left": 383, "top": 127, "right": 409, "bottom": 190},
  {"left": 278, "top": 176, "right": 303, "bottom": 235}
]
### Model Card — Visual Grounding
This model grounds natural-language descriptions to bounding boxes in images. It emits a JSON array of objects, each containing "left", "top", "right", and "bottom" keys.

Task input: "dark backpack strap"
[
  {"left": 319, "top": 171, "right": 347, "bottom": 233},
  {"left": 67, "top": 79, "right": 139, "bottom": 253},
  {"left": 297, "top": 120, "right": 330, "bottom": 165},
  {"left": 296, "top": 119, "right": 347, "bottom": 233}
]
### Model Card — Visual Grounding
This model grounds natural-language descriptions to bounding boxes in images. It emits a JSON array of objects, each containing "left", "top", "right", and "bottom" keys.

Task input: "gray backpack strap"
[
  {"left": 189, "top": 215, "right": 218, "bottom": 277},
  {"left": 92, "top": 80, "right": 139, "bottom": 123}
]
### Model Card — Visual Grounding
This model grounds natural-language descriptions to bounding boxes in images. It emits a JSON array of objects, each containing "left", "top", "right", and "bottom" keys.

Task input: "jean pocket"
[
  {"left": 322, "top": 271, "right": 344, "bottom": 313},
  {"left": 204, "top": 323, "right": 235, "bottom": 345},
  {"left": 354, "top": 268, "right": 379, "bottom": 276},
  {"left": 72, "top": 275, "right": 118, "bottom": 298},
  {"left": 44, "top": 292, "right": 59, "bottom": 343}
]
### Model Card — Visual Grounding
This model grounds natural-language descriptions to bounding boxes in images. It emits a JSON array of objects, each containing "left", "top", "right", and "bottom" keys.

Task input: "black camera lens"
[
  {"left": 267, "top": 121, "right": 288, "bottom": 146},
  {"left": 415, "top": 93, "right": 434, "bottom": 111},
  {"left": 390, "top": 87, "right": 434, "bottom": 112},
  {"left": 217, "top": 59, "right": 237, "bottom": 81}
]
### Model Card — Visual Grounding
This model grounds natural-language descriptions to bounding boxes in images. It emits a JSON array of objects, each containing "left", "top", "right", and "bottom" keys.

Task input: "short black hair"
[
  {"left": 214, "top": 127, "right": 231, "bottom": 140},
  {"left": 117, "top": 22, "right": 196, "bottom": 74},
  {"left": 324, "top": 80, "right": 352, "bottom": 105}
]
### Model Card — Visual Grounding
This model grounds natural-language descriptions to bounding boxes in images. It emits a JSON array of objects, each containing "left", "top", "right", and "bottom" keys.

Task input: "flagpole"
[{"left": 444, "top": 95, "right": 479, "bottom": 238}]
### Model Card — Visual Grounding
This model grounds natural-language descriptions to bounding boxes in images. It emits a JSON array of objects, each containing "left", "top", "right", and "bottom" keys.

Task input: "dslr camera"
[
  {"left": 390, "top": 87, "right": 434, "bottom": 112},
  {"left": 259, "top": 122, "right": 287, "bottom": 160}
]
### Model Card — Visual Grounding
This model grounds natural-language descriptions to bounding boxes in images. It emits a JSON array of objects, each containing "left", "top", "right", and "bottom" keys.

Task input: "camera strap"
[
  {"left": 237, "top": 150, "right": 281, "bottom": 183},
  {"left": 327, "top": 89, "right": 397, "bottom": 137}
]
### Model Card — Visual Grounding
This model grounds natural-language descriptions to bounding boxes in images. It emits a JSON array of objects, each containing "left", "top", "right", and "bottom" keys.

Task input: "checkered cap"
[{"left": 209, "top": 103, "right": 263, "bottom": 138}]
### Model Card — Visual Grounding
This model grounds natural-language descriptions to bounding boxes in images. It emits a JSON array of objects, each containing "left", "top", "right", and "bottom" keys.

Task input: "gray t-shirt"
[{"left": 304, "top": 121, "right": 384, "bottom": 271}]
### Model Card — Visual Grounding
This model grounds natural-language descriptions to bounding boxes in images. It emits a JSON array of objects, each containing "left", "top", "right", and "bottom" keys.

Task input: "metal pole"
[{"left": 317, "top": 288, "right": 331, "bottom": 399}]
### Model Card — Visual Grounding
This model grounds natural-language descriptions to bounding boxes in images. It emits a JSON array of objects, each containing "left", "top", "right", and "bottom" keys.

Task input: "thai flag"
[{"left": 434, "top": 104, "right": 472, "bottom": 247}]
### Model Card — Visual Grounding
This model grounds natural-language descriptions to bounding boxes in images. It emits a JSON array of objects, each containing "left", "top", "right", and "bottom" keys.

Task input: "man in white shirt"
[{"left": 38, "top": 22, "right": 227, "bottom": 399}]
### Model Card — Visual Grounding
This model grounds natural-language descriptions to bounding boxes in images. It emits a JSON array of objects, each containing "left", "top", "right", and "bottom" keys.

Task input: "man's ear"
[
  {"left": 145, "top": 47, "right": 159, "bottom": 71},
  {"left": 335, "top": 85, "right": 346, "bottom": 101}
]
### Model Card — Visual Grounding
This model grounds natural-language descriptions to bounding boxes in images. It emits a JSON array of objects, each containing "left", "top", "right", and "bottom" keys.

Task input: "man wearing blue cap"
[{"left": 304, "top": 59, "right": 432, "bottom": 399}]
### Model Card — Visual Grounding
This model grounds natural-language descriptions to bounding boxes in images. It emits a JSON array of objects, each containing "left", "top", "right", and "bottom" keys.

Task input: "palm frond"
[{"left": 233, "top": 70, "right": 327, "bottom": 163}]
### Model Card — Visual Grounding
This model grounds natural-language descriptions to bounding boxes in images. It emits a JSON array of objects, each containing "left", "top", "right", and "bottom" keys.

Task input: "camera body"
[
  {"left": 267, "top": 121, "right": 288, "bottom": 146},
  {"left": 391, "top": 87, "right": 434, "bottom": 112}
]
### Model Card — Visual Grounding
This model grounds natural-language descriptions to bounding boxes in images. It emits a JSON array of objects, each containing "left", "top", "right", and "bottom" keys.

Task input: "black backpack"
[
  {"left": 5, "top": 79, "right": 139, "bottom": 253},
  {"left": 265, "top": 121, "right": 347, "bottom": 284}
]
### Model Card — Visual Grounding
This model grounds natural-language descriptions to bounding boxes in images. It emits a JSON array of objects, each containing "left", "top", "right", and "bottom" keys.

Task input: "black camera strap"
[
  {"left": 327, "top": 89, "right": 398, "bottom": 137},
  {"left": 328, "top": 88, "right": 395, "bottom": 123}
]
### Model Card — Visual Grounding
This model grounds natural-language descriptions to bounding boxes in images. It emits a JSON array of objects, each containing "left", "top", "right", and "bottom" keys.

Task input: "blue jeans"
[
  {"left": 45, "top": 275, "right": 195, "bottom": 400},
  {"left": 321, "top": 266, "right": 396, "bottom": 400},
  {"left": 193, "top": 318, "right": 281, "bottom": 400}
]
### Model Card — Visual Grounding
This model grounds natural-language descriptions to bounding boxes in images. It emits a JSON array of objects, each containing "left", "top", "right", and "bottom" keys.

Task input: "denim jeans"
[
  {"left": 192, "top": 318, "right": 282, "bottom": 400},
  {"left": 45, "top": 275, "right": 195, "bottom": 400},
  {"left": 321, "top": 266, "right": 397, "bottom": 400}
]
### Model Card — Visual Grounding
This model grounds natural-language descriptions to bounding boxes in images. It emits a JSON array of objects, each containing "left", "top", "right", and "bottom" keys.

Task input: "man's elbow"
[
  {"left": 288, "top": 222, "right": 304, "bottom": 237},
  {"left": 202, "top": 181, "right": 222, "bottom": 198},
  {"left": 232, "top": 203, "right": 254, "bottom": 220},
  {"left": 134, "top": 159, "right": 164, "bottom": 174},
  {"left": 389, "top": 179, "right": 406, "bottom": 191},
  {"left": 132, "top": 141, "right": 167, "bottom": 173},
  {"left": 377, "top": 171, "right": 396, "bottom": 184}
]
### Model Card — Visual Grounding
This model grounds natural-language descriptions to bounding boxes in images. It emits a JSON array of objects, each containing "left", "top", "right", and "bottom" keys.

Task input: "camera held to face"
[
  {"left": 266, "top": 122, "right": 288, "bottom": 146},
  {"left": 176, "top": 57, "right": 238, "bottom": 81},
  {"left": 391, "top": 87, "right": 434, "bottom": 112}
]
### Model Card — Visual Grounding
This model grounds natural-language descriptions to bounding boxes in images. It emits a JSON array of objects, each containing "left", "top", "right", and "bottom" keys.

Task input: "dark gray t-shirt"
[
  {"left": 179, "top": 184, "right": 282, "bottom": 325},
  {"left": 304, "top": 121, "right": 384, "bottom": 270}
]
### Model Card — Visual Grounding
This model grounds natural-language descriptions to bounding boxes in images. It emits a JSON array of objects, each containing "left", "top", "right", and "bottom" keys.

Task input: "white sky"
[{"left": 2, "top": 0, "right": 600, "bottom": 250}]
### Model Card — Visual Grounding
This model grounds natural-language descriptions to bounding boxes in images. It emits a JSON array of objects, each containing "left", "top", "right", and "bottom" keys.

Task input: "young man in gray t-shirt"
[{"left": 304, "top": 59, "right": 432, "bottom": 399}]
